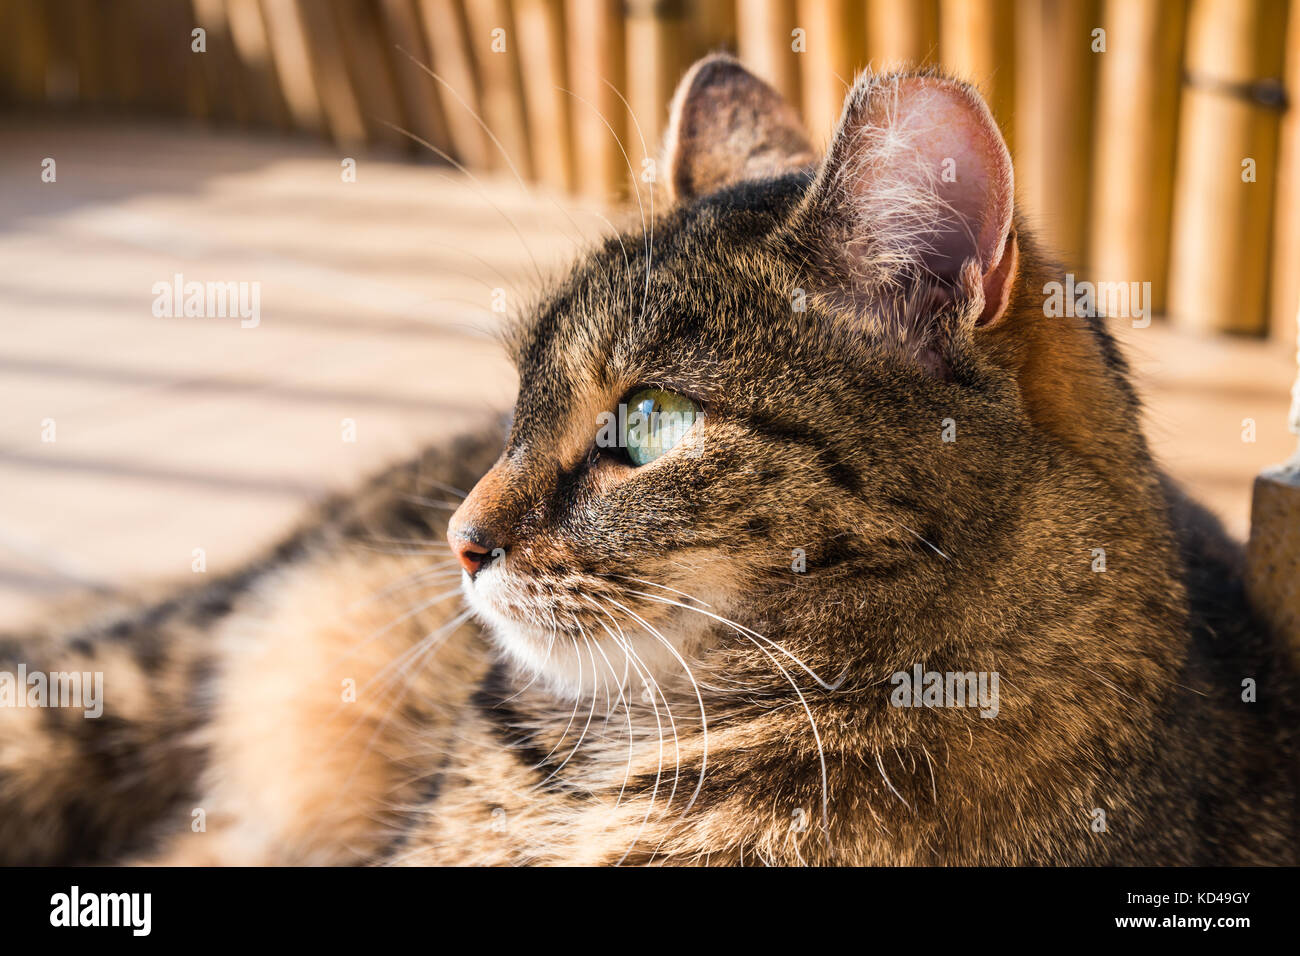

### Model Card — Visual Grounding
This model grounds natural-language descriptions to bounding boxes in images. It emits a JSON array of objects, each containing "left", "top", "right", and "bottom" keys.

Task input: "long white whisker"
[
  {"left": 339, "top": 587, "right": 466, "bottom": 664},
  {"left": 606, "top": 605, "right": 682, "bottom": 821},
  {"left": 346, "top": 565, "right": 464, "bottom": 612},
  {"left": 537, "top": 631, "right": 601, "bottom": 785},
  {"left": 376, "top": 118, "right": 545, "bottom": 286},
  {"left": 899, "top": 523, "right": 951, "bottom": 561},
  {"left": 604, "top": 597, "right": 708, "bottom": 818},
  {"left": 533, "top": 632, "right": 587, "bottom": 769},
  {"left": 631, "top": 592, "right": 834, "bottom": 844},
  {"left": 600, "top": 78, "right": 654, "bottom": 323},
  {"left": 590, "top": 613, "right": 639, "bottom": 810},
  {"left": 586, "top": 597, "right": 667, "bottom": 864},
  {"left": 557, "top": 85, "right": 649, "bottom": 318},
  {"left": 356, "top": 607, "right": 475, "bottom": 701},
  {"left": 393, "top": 47, "right": 529, "bottom": 194},
  {"left": 625, "top": 590, "right": 844, "bottom": 691},
  {"left": 875, "top": 750, "right": 912, "bottom": 811},
  {"left": 606, "top": 574, "right": 711, "bottom": 607}
]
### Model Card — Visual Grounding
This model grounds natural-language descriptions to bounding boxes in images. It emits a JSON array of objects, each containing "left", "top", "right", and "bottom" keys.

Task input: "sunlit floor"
[{"left": 0, "top": 118, "right": 1294, "bottom": 624}]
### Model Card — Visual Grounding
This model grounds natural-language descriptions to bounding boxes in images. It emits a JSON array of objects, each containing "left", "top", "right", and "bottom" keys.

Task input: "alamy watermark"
[
  {"left": 1043, "top": 273, "right": 1151, "bottom": 328},
  {"left": 594, "top": 403, "right": 702, "bottom": 457},
  {"left": 50, "top": 885, "right": 150, "bottom": 936},
  {"left": 151, "top": 273, "right": 260, "bottom": 328},
  {"left": 0, "top": 665, "right": 103, "bottom": 718},
  {"left": 889, "top": 665, "right": 1000, "bottom": 718}
]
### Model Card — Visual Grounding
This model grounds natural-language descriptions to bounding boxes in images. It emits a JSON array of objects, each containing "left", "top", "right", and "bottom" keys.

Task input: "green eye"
[{"left": 622, "top": 388, "right": 700, "bottom": 466}]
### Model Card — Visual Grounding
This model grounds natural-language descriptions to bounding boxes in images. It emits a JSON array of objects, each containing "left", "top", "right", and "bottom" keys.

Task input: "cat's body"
[{"left": 2, "top": 58, "right": 1296, "bottom": 865}]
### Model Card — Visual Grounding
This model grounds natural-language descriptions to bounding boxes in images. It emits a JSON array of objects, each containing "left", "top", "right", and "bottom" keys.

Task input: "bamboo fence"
[{"left": 0, "top": 0, "right": 1296, "bottom": 341}]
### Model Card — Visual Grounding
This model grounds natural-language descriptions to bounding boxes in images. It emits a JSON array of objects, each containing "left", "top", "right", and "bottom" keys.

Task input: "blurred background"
[{"left": 0, "top": 0, "right": 1297, "bottom": 623}]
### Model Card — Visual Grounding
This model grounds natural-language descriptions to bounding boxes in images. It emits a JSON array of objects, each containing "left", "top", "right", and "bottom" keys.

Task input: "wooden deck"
[{"left": 0, "top": 118, "right": 1295, "bottom": 625}]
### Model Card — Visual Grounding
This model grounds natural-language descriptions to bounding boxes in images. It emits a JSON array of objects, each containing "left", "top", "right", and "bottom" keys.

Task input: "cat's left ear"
[
  {"left": 799, "top": 72, "right": 1018, "bottom": 359},
  {"left": 663, "top": 54, "right": 816, "bottom": 202}
]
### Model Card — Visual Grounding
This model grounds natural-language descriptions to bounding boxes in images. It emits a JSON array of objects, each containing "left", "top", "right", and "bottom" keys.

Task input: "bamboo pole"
[
  {"left": 101, "top": 0, "right": 143, "bottom": 107},
  {"left": 565, "top": 0, "right": 626, "bottom": 203},
  {"left": 69, "top": 0, "right": 113, "bottom": 110},
  {"left": 293, "top": 0, "right": 368, "bottom": 147},
  {"left": 625, "top": 0, "right": 689, "bottom": 162},
  {"left": 1088, "top": 0, "right": 1186, "bottom": 313},
  {"left": 938, "top": 0, "right": 1015, "bottom": 149},
  {"left": 798, "top": 0, "right": 865, "bottom": 149},
  {"left": 417, "top": 0, "right": 491, "bottom": 169},
  {"left": 224, "top": 0, "right": 290, "bottom": 128},
  {"left": 127, "top": 0, "right": 204, "bottom": 117},
  {"left": 689, "top": 0, "right": 738, "bottom": 59},
  {"left": 867, "top": 0, "right": 939, "bottom": 71},
  {"left": 1269, "top": 2, "right": 1300, "bottom": 345},
  {"left": 8, "top": 0, "right": 50, "bottom": 105},
  {"left": 514, "top": 0, "right": 573, "bottom": 192},
  {"left": 259, "top": 0, "right": 327, "bottom": 132},
  {"left": 0, "top": 3, "right": 14, "bottom": 104},
  {"left": 42, "top": 0, "right": 84, "bottom": 108},
  {"left": 736, "top": 0, "right": 801, "bottom": 105},
  {"left": 1015, "top": 0, "right": 1100, "bottom": 270},
  {"left": 1168, "top": 0, "right": 1287, "bottom": 335},
  {"left": 461, "top": 0, "right": 533, "bottom": 177},
  {"left": 376, "top": 0, "right": 455, "bottom": 160},
  {"left": 193, "top": 0, "right": 253, "bottom": 124},
  {"left": 330, "top": 0, "right": 410, "bottom": 151}
]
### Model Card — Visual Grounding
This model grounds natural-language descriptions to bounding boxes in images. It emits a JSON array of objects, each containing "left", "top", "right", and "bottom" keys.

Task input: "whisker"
[
  {"left": 533, "top": 632, "right": 587, "bottom": 770},
  {"left": 605, "top": 596, "right": 708, "bottom": 818},
  {"left": 557, "top": 85, "right": 650, "bottom": 318},
  {"left": 394, "top": 49, "right": 606, "bottom": 279},
  {"left": 346, "top": 564, "right": 463, "bottom": 613},
  {"left": 605, "top": 574, "right": 711, "bottom": 607},
  {"left": 875, "top": 750, "right": 913, "bottom": 812},
  {"left": 419, "top": 478, "right": 469, "bottom": 500},
  {"left": 624, "top": 590, "right": 844, "bottom": 691},
  {"left": 326, "top": 609, "right": 474, "bottom": 808},
  {"left": 589, "top": 613, "right": 640, "bottom": 810},
  {"left": 395, "top": 46, "right": 527, "bottom": 195},
  {"left": 376, "top": 118, "right": 545, "bottom": 287},
  {"left": 585, "top": 597, "right": 669, "bottom": 863},
  {"left": 630, "top": 591, "right": 835, "bottom": 844},
  {"left": 404, "top": 495, "right": 469, "bottom": 512},
  {"left": 600, "top": 78, "right": 655, "bottom": 323},
  {"left": 339, "top": 587, "right": 466, "bottom": 664},
  {"left": 899, "top": 523, "right": 951, "bottom": 561},
  {"left": 357, "top": 606, "right": 475, "bottom": 700},
  {"left": 536, "top": 633, "right": 601, "bottom": 785},
  {"left": 606, "top": 604, "right": 683, "bottom": 820}
]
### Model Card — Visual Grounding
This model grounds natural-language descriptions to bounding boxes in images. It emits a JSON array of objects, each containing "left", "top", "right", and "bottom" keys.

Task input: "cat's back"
[{"left": 1160, "top": 475, "right": 1300, "bottom": 863}]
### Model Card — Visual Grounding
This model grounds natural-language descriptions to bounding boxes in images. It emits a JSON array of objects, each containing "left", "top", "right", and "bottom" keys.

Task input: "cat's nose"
[
  {"left": 448, "top": 459, "right": 519, "bottom": 579},
  {"left": 450, "top": 531, "right": 498, "bottom": 578}
]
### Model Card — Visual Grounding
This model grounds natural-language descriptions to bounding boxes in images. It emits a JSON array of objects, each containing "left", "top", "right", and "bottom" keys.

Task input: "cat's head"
[{"left": 446, "top": 56, "right": 1038, "bottom": 699}]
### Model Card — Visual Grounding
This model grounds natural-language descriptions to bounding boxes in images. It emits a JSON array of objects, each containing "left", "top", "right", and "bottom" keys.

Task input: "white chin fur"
[{"left": 460, "top": 570, "right": 696, "bottom": 702}]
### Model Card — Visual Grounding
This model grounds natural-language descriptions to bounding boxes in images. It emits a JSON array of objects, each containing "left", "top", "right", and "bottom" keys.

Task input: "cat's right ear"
[
  {"left": 663, "top": 54, "right": 816, "bottom": 202},
  {"left": 805, "top": 73, "right": 1017, "bottom": 323}
]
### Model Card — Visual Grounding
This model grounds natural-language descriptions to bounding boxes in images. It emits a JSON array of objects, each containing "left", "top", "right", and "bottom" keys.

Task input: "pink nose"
[{"left": 450, "top": 536, "right": 493, "bottom": 577}]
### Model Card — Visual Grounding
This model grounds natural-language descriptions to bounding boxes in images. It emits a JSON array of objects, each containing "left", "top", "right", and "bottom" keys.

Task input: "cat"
[{"left": 1, "top": 54, "right": 1295, "bottom": 866}]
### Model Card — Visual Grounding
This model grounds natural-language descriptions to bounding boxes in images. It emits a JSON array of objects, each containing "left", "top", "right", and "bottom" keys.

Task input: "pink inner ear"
[
  {"left": 852, "top": 77, "right": 1013, "bottom": 287},
  {"left": 889, "top": 80, "right": 1013, "bottom": 281}
]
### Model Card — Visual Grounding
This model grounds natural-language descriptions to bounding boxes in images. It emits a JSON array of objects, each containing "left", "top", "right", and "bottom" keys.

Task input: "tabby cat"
[{"left": 2, "top": 56, "right": 1296, "bottom": 866}]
